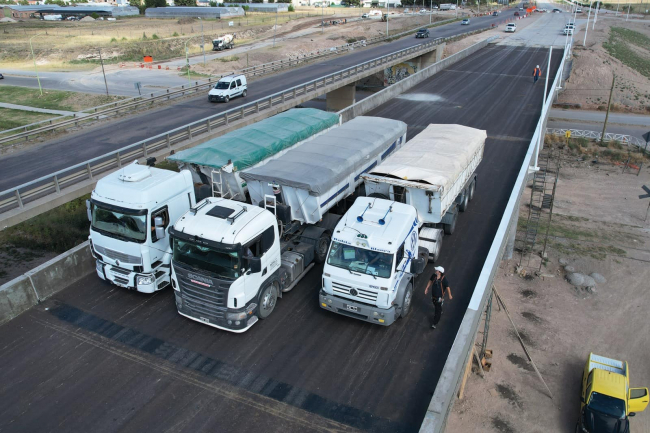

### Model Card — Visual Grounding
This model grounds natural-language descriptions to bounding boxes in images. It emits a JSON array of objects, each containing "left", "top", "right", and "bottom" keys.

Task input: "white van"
[{"left": 208, "top": 74, "right": 247, "bottom": 103}]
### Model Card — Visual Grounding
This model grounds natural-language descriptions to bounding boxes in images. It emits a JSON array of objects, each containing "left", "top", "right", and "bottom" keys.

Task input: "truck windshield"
[
  {"left": 588, "top": 392, "right": 626, "bottom": 419},
  {"left": 215, "top": 82, "right": 230, "bottom": 89},
  {"left": 91, "top": 203, "right": 146, "bottom": 243},
  {"left": 172, "top": 238, "right": 240, "bottom": 280},
  {"left": 327, "top": 241, "right": 392, "bottom": 278}
]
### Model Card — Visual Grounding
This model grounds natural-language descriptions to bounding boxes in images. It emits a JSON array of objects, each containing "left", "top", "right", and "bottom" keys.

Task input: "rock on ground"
[
  {"left": 559, "top": 258, "right": 568, "bottom": 266},
  {"left": 590, "top": 273, "right": 607, "bottom": 284},
  {"left": 564, "top": 265, "right": 575, "bottom": 273},
  {"left": 583, "top": 275, "right": 597, "bottom": 288},
  {"left": 567, "top": 272, "right": 585, "bottom": 286}
]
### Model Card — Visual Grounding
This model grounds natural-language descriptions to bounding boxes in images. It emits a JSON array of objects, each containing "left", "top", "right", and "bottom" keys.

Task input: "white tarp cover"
[
  {"left": 370, "top": 124, "right": 486, "bottom": 192},
  {"left": 240, "top": 117, "right": 407, "bottom": 195}
]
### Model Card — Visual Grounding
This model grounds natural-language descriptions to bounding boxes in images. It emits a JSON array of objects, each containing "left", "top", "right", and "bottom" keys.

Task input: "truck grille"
[
  {"left": 176, "top": 273, "right": 229, "bottom": 322},
  {"left": 110, "top": 266, "right": 131, "bottom": 276},
  {"left": 332, "top": 281, "right": 378, "bottom": 303},
  {"left": 113, "top": 276, "right": 129, "bottom": 286},
  {"left": 94, "top": 245, "right": 141, "bottom": 265}
]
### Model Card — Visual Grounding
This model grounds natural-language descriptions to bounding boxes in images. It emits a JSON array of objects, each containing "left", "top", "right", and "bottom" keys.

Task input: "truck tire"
[
  {"left": 431, "top": 233, "right": 442, "bottom": 262},
  {"left": 314, "top": 231, "right": 331, "bottom": 264},
  {"left": 242, "top": 89, "right": 247, "bottom": 98},
  {"left": 400, "top": 283, "right": 413, "bottom": 319},
  {"left": 368, "top": 193, "right": 389, "bottom": 200},
  {"left": 469, "top": 179, "right": 476, "bottom": 201},
  {"left": 258, "top": 282, "right": 278, "bottom": 320},
  {"left": 444, "top": 212, "right": 457, "bottom": 235},
  {"left": 418, "top": 247, "right": 429, "bottom": 269},
  {"left": 459, "top": 190, "right": 469, "bottom": 212}
]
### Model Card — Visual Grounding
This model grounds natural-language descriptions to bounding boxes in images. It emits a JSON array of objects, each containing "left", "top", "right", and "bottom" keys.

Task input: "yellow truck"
[{"left": 577, "top": 353, "right": 649, "bottom": 433}]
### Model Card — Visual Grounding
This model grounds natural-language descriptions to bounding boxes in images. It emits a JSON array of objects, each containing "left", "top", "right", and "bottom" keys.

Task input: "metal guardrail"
[
  {"left": 0, "top": 35, "right": 455, "bottom": 219},
  {"left": 546, "top": 128, "right": 647, "bottom": 149},
  {"left": 421, "top": 44, "right": 568, "bottom": 433}
]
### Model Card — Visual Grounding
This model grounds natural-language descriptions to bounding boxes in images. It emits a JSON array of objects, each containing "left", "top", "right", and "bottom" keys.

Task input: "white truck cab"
[
  {"left": 208, "top": 74, "right": 247, "bottom": 103},
  {"left": 320, "top": 197, "right": 426, "bottom": 326},
  {"left": 88, "top": 163, "right": 195, "bottom": 293}
]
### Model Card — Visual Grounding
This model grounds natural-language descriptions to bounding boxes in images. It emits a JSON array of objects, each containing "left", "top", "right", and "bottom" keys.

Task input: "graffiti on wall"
[{"left": 384, "top": 61, "right": 418, "bottom": 86}]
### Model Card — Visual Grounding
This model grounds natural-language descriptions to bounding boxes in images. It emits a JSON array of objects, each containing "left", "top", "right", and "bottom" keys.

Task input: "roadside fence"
[{"left": 546, "top": 128, "right": 647, "bottom": 149}]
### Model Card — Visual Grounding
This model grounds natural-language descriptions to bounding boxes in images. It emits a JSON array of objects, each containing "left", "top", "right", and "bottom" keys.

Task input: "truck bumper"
[
  {"left": 174, "top": 292, "right": 258, "bottom": 333},
  {"left": 319, "top": 290, "right": 397, "bottom": 326},
  {"left": 95, "top": 259, "right": 168, "bottom": 294}
]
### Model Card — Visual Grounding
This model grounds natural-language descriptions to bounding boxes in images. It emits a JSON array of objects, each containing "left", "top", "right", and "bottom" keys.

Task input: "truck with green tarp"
[{"left": 168, "top": 108, "right": 340, "bottom": 201}]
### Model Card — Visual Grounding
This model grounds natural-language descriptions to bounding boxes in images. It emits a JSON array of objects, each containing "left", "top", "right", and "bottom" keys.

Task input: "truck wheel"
[
  {"left": 469, "top": 179, "right": 476, "bottom": 201},
  {"left": 459, "top": 190, "right": 469, "bottom": 212},
  {"left": 224, "top": 96, "right": 230, "bottom": 103},
  {"left": 431, "top": 233, "right": 443, "bottom": 262},
  {"left": 314, "top": 232, "right": 331, "bottom": 264},
  {"left": 368, "top": 193, "right": 389, "bottom": 200},
  {"left": 444, "top": 212, "right": 457, "bottom": 235},
  {"left": 242, "top": 89, "right": 247, "bottom": 98},
  {"left": 400, "top": 283, "right": 413, "bottom": 318},
  {"left": 258, "top": 283, "right": 278, "bottom": 320}
]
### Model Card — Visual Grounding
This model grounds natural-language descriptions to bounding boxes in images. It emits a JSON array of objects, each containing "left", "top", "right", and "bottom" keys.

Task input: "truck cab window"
[
  {"left": 395, "top": 244, "right": 404, "bottom": 270},
  {"left": 151, "top": 207, "right": 169, "bottom": 243},
  {"left": 244, "top": 238, "right": 261, "bottom": 258},
  {"left": 260, "top": 226, "right": 275, "bottom": 254}
]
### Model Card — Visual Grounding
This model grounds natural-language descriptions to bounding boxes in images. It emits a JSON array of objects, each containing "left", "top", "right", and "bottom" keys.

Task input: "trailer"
[
  {"left": 213, "top": 34, "right": 235, "bottom": 51},
  {"left": 169, "top": 116, "right": 407, "bottom": 333},
  {"left": 168, "top": 108, "right": 340, "bottom": 201},
  {"left": 240, "top": 116, "right": 408, "bottom": 224}
]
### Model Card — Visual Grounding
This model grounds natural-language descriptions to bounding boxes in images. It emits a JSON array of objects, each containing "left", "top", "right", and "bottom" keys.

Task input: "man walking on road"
[
  {"left": 424, "top": 266, "right": 453, "bottom": 329},
  {"left": 533, "top": 65, "right": 541, "bottom": 83}
]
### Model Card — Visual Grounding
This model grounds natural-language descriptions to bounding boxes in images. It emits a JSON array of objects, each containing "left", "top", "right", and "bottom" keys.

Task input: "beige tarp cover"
[{"left": 370, "top": 124, "right": 486, "bottom": 191}]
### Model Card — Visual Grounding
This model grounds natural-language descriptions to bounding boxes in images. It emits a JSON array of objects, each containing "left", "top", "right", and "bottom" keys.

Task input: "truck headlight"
[
  {"left": 226, "top": 303, "right": 257, "bottom": 321},
  {"left": 137, "top": 275, "right": 154, "bottom": 286}
]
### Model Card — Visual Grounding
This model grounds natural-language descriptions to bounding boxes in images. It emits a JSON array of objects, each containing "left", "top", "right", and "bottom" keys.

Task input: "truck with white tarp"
[
  {"left": 319, "top": 124, "right": 486, "bottom": 326},
  {"left": 168, "top": 108, "right": 340, "bottom": 201},
  {"left": 168, "top": 116, "right": 407, "bottom": 333}
]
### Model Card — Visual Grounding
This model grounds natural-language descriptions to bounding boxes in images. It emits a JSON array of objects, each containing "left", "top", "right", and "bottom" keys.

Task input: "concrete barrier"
[
  {"left": 0, "top": 241, "right": 94, "bottom": 325},
  {"left": 339, "top": 35, "right": 499, "bottom": 122}
]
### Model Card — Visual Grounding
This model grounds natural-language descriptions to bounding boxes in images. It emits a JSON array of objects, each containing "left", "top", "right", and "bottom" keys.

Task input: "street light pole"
[
  {"left": 593, "top": 0, "right": 599, "bottom": 28},
  {"left": 583, "top": 0, "right": 592, "bottom": 45},
  {"left": 198, "top": 17, "right": 206, "bottom": 66},
  {"left": 430, "top": 0, "right": 432, "bottom": 23},
  {"left": 386, "top": 0, "right": 389, "bottom": 37},
  {"left": 273, "top": 7, "right": 278, "bottom": 47},
  {"left": 184, "top": 39, "right": 191, "bottom": 88},
  {"left": 626, "top": 0, "right": 631, "bottom": 20},
  {"left": 98, "top": 47, "right": 109, "bottom": 96},
  {"left": 29, "top": 33, "right": 44, "bottom": 97}
]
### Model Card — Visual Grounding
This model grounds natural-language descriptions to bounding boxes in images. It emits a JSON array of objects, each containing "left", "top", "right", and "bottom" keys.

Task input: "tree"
[
  {"left": 144, "top": 0, "right": 166, "bottom": 8},
  {"left": 174, "top": 0, "right": 197, "bottom": 5}
]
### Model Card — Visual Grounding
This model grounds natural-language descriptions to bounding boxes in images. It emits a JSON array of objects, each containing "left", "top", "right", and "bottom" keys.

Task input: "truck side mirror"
[
  {"left": 155, "top": 227, "right": 166, "bottom": 240},
  {"left": 411, "top": 257, "right": 425, "bottom": 275},
  {"left": 86, "top": 200, "right": 91, "bottom": 222},
  {"left": 154, "top": 216, "right": 164, "bottom": 227},
  {"left": 244, "top": 256, "right": 261, "bottom": 274}
]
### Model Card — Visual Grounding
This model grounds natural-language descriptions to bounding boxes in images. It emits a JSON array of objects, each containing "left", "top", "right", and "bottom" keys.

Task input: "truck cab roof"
[
  {"left": 173, "top": 198, "right": 275, "bottom": 246},
  {"left": 91, "top": 163, "right": 193, "bottom": 210},
  {"left": 334, "top": 197, "right": 418, "bottom": 254}
]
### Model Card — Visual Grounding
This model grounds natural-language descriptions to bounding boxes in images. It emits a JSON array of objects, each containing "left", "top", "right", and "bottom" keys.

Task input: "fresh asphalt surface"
[
  {"left": 0, "top": 45, "right": 562, "bottom": 432},
  {"left": 0, "top": 9, "right": 516, "bottom": 192}
]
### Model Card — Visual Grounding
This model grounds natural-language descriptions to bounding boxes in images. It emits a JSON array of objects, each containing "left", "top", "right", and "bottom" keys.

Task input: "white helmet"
[
  {"left": 434, "top": 266, "right": 445, "bottom": 273},
  {"left": 536, "top": 65, "right": 540, "bottom": 68}
]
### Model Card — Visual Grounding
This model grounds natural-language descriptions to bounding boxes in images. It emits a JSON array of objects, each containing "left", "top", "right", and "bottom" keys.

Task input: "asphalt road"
[
  {"left": 0, "top": 8, "right": 516, "bottom": 193},
  {"left": 0, "top": 45, "right": 562, "bottom": 433}
]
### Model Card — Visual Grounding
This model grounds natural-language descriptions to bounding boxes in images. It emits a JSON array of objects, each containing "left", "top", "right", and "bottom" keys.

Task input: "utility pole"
[
  {"left": 198, "top": 17, "right": 206, "bottom": 66},
  {"left": 626, "top": 0, "right": 631, "bottom": 20},
  {"left": 430, "top": 0, "right": 432, "bottom": 23},
  {"left": 600, "top": 74, "right": 615, "bottom": 145},
  {"left": 321, "top": 1, "right": 324, "bottom": 34},
  {"left": 386, "top": 0, "right": 389, "bottom": 37},
  {"left": 273, "top": 7, "right": 278, "bottom": 47},
  {"left": 98, "top": 48, "right": 109, "bottom": 96},
  {"left": 583, "top": 0, "right": 592, "bottom": 45},
  {"left": 593, "top": 0, "right": 599, "bottom": 28},
  {"left": 184, "top": 40, "right": 191, "bottom": 88},
  {"left": 29, "top": 33, "right": 44, "bottom": 97}
]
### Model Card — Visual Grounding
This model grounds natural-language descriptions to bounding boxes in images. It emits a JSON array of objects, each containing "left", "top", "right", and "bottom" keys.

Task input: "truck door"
[
  {"left": 150, "top": 206, "right": 170, "bottom": 259},
  {"left": 242, "top": 226, "right": 277, "bottom": 301}
]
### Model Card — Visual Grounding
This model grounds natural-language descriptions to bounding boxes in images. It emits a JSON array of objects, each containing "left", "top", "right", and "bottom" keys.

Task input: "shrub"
[
  {"left": 288, "top": 4, "right": 295, "bottom": 11},
  {"left": 576, "top": 137, "right": 589, "bottom": 148},
  {"left": 142, "top": 32, "right": 148, "bottom": 40},
  {"left": 110, "top": 37, "right": 117, "bottom": 43},
  {"left": 90, "top": 12, "right": 99, "bottom": 19},
  {"left": 610, "top": 140, "right": 623, "bottom": 150},
  {"left": 172, "top": 31, "right": 179, "bottom": 37},
  {"left": 152, "top": 33, "right": 159, "bottom": 39}
]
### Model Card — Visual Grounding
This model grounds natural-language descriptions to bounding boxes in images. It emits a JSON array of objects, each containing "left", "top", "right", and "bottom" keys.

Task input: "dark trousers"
[
  {"left": 432, "top": 299, "right": 443, "bottom": 325},
  {"left": 533, "top": 75, "right": 539, "bottom": 83}
]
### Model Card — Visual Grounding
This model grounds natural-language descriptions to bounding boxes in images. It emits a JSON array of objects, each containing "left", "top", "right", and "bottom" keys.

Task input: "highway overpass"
[{"left": 0, "top": 43, "right": 563, "bottom": 432}]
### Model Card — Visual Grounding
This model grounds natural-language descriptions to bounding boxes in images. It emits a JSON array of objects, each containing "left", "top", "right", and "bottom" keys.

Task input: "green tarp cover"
[{"left": 168, "top": 108, "right": 339, "bottom": 171}]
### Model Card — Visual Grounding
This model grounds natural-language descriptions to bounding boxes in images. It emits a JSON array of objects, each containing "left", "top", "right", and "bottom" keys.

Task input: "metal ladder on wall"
[
  {"left": 518, "top": 149, "right": 560, "bottom": 269},
  {"left": 211, "top": 170, "right": 232, "bottom": 200}
]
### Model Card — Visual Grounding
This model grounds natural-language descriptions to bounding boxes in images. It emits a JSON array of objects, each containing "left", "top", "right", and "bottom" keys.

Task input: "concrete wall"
[{"left": 0, "top": 241, "right": 94, "bottom": 325}]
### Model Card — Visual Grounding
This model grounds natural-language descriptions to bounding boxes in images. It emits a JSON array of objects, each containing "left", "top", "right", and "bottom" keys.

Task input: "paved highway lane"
[
  {"left": 0, "top": 9, "right": 518, "bottom": 193},
  {"left": 0, "top": 45, "right": 562, "bottom": 433}
]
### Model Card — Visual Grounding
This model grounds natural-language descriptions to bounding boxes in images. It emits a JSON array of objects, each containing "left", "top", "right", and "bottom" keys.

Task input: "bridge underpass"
[{"left": 0, "top": 44, "right": 562, "bottom": 433}]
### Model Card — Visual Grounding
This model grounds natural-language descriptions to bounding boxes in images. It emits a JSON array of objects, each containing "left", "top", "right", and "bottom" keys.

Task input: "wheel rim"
[
  {"left": 404, "top": 288, "right": 412, "bottom": 314},
  {"left": 318, "top": 237, "right": 329, "bottom": 259},
  {"left": 261, "top": 286, "right": 276, "bottom": 314}
]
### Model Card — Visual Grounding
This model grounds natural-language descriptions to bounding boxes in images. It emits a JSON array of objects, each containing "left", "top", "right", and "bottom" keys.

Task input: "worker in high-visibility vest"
[{"left": 533, "top": 65, "right": 541, "bottom": 84}]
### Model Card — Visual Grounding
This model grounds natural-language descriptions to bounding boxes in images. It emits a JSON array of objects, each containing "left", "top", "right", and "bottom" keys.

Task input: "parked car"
[
  {"left": 576, "top": 7, "right": 582, "bottom": 12},
  {"left": 553, "top": 8, "right": 562, "bottom": 12},
  {"left": 0, "top": 73, "right": 4, "bottom": 79},
  {"left": 461, "top": 18, "right": 470, "bottom": 24},
  {"left": 432, "top": 5, "right": 438, "bottom": 8},
  {"left": 419, "top": 9, "right": 427, "bottom": 13},
  {"left": 514, "top": 11, "right": 520, "bottom": 15},
  {"left": 492, "top": 11, "right": 498, "bottom": 15},
  {"left": 519, "top": 7, "right": 524, "bottom": 10},
  {"left": 362, "top": 13, "right": 369, "bottom": 18},
  {"left": 505, "top": 23, "right": 517, "bottom": 32},
  {"left": 208, "top": 74, "right": 247, "bottom": 103},
  {"left": 415, "top": 28, "right": 430, "bottom": 38}
]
